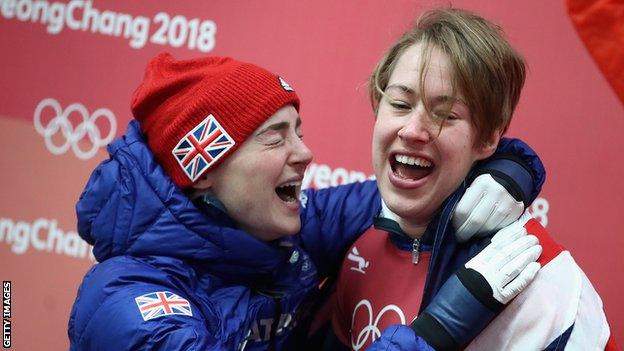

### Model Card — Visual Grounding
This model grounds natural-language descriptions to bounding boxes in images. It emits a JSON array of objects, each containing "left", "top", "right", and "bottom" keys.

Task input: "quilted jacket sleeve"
[
  {"left": 298, "top": 180, "right": 382, "bottom": 279},
  {"left": 366, "top": 325, "right": 435, "bottom": 351},
  {"left": 68, "top": 257, "right": 228, "bottom": 351}
]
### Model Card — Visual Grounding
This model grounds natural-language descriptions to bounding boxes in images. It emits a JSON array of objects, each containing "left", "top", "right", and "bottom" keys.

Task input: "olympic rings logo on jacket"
[{"left": 33, "top": 98, "right": 116, "bottom": 160}]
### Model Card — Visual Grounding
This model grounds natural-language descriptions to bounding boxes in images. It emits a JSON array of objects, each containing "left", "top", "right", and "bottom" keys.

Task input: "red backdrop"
[{"left": 1, "top": 0, "right": 622, "bottom": 349}]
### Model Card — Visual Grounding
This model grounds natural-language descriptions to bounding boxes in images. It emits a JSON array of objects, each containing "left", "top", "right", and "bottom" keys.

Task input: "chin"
[
  {"left": 283, "top": 220, "right": 301, "bottom": 236},
  {"left": 386, "top": 194, "right": 429, "bottom": 219},
  {"left": 272, "top": 219, "right": 301, "bottom": 238}
]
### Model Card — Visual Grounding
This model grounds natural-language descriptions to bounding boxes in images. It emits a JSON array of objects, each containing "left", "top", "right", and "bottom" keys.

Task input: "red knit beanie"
[{"left": 131, "top": 53, "right": 300, "bottom": 188}]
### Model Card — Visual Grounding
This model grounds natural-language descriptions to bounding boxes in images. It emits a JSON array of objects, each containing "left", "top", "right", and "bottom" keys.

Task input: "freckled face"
[{"left": 372, "top": 43, "right": 496, "bottom": 232}]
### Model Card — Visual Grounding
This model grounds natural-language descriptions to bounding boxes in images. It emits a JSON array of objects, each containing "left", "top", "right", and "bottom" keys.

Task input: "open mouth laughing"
[
  {"left": 390, "top": 153, "right": 434, "bottom": 181},
  {"left": 275, "top": 181, "right": 300, "bottom": 203}
]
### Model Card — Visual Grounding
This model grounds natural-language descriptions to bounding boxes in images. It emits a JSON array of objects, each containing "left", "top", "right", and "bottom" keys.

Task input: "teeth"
[
  {"left": 394, "top": 154, "right": 432, "bottom": 167},
  {"left": 276, "top": 180, "right": 301, "bottom": 203},
  {"left": 277, "top": 181, "right": 301, "bottom": 189}
]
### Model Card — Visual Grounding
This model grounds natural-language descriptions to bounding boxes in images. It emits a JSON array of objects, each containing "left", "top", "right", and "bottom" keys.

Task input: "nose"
[
  {"left": 290, "top": 136, "right": 313, "bottom": 168},
  {"left": 397, "top": 108, "right": 433, "bottom": 144}
]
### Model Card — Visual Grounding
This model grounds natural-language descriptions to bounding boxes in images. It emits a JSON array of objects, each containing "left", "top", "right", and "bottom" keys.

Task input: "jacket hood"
[{"left": 76, "top": 121, "right": 288, "bottom": 281}]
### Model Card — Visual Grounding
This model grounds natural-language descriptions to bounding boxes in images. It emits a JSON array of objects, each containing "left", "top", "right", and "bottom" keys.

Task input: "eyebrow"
[
  {"left": 386, "top": 84, "right": 415, "bottom": 94},
  {"left": 386, "top": 84, "right": 467, "bottom": 106},
  {"left": 434, "top": 95, "right": 468, "bottom": 107},
  {"left": 255, "top": 117, "right": 302, "bottom": 136}
]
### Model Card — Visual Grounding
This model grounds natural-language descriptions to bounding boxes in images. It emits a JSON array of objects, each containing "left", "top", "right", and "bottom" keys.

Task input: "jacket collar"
[
  {"left": 374, "top": 200, "right": 436, "bottom": 251},
  {"left": 367, "top": 182, "right": 476, "bottom": 312}
]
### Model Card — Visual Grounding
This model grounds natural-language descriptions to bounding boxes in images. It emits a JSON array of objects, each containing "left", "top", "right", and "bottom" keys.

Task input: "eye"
[
  {"left": 265, "top": 138, "right": 284, "bottom": 146},
  {"left": 259, "top": 134, "right": 284, "bottom": 146},
  {"left": 256, "top": 129, "right": 286, "bottom": 146},
  {"left": 431, "top": 109, "right": 460, "bottom": 123},
  {"left": 389, "top": 100, "right": 411, "bottom": 110}
]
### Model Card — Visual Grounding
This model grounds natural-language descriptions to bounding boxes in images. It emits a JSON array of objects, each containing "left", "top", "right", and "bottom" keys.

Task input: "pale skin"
[
  {"left": 190, "top": 43, "right": 501, "bottom": 244},
  {"left": 372, "top": 42, "right": 502, "bottom": 239},
  {"left": 193, "top": 105, "right": 313, "bottom": 242}
]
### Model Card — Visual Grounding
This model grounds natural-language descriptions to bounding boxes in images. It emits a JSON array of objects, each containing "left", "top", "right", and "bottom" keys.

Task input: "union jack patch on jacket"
[
  {"left": 172, "top": 115, "right": 235, "bottom": 182},
  {"left": 134, "top": 291, "right": 193, "bottom": 321}
]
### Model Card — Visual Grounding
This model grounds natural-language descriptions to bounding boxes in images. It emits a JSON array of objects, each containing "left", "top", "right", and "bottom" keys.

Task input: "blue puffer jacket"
[
  {"left": 68, "top": 121, "right": 544, "bottom": 350},
  {"left": 68, "top": 121, "right": 381, "bottom": 350}
]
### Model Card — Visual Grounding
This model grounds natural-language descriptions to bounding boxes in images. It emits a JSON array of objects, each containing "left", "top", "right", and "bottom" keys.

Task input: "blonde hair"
[{"left": 369, "top": 8, "right": 526, "bottom": 147}]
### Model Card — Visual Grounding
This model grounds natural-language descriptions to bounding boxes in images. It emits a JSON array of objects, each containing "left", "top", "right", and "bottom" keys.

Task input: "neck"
[
  {"left": 380, "top": 200, "right": 429, "bottom": 239},
  {"left": 396, "top": 219, "right": 428, "bottom": 239}
]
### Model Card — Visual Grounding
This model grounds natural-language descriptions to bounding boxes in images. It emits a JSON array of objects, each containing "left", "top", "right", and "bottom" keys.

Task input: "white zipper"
[{"left": 412, "top": 238, "right": 420, "bottom": 264}]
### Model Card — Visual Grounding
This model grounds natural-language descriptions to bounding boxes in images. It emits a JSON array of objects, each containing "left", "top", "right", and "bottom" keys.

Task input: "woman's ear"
[
  {"left": 476, "top": 129, "right": 503, "bottom": 160},
  {"left": 192, "top": 173, "right": 213, "bottom": 191}
]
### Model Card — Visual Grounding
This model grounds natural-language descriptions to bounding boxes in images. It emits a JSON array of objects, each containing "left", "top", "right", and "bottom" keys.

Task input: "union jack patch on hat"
[
  {"left": 135, "top": 291, "right": 193, "bottom": 321},
  {"left": 172, "top": 115, "right": 235, "bottom": 182}
]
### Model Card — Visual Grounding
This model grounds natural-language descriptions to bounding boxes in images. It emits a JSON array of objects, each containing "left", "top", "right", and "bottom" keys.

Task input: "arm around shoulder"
[
  {"left": 475, "top": 137, "right": 546, "bottom": 205},
  {"left": 299, "top": 180, "right": 381, "bottom": 277}
]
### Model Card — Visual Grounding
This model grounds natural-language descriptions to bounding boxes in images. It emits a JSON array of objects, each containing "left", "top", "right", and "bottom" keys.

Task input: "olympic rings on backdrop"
[
  {"left": 33, "top": 98, "right": 116, "bottom": 160},
  {"left": 351, "top": 299, "right": 406, "bottom": 351}
]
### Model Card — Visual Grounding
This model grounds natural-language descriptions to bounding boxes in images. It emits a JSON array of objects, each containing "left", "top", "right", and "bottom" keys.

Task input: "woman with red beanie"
[{"left": 67, "top": 52, "right": 544, "bottom": 350}]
